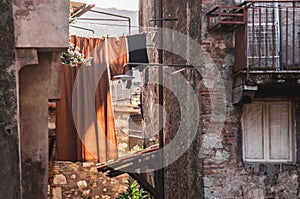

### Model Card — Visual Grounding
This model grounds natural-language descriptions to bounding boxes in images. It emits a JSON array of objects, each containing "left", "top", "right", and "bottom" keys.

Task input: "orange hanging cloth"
[
  {"left": 106, "top": 37, "right": 128, "bottom": 80},
  {"left": 56, "top": 35, "right": 118, "bottom": 162}
]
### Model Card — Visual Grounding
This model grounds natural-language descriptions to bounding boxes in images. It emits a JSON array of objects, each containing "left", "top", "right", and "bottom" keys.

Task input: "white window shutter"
[
  {"left": 268, "top": 103, "right": 290, "bottom": 160},
  {"left": 243, "top": 103, "right": 264, "bottom": 160}
]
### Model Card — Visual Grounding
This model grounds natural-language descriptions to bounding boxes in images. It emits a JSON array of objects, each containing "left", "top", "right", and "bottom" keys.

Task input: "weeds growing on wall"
[{"left": 116, "top": 181, "right": 148, "bottom": 199}]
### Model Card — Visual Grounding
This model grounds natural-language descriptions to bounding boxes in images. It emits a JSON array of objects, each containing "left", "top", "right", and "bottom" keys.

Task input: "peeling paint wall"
[
  {"left": 202, "top": 0, "right": 300, "bottom": 198},
  {"left": 13, "top": 0, "right": 69, "bottom": 48},
  {"left": 19, "top": 52, "right": 57, "bottom": 198}
]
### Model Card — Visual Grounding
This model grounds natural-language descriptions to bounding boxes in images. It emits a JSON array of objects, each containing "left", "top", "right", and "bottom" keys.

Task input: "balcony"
[
  {"left": 207, "top": 6, "right": 246, "bottom": 32},
  {"left": 233, "top": 1, "right": 300, "bottom": 76},
  {"left": 207, "top": 1, "right": 300, "bottom": 103}
]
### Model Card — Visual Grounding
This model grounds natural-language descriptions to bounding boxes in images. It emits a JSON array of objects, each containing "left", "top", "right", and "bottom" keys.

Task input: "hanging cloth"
[
  {"left": 107, "top": 37, "right": 128, "bottom": 80},
  {"left": 126, "top": 33, "right": 149, "bottom": 68},
  {"left": 56, "top": 35, "right": 118, "bottom": 162},
  {"left": 122, "top": 33, "right": 149, "bottom": 88}
]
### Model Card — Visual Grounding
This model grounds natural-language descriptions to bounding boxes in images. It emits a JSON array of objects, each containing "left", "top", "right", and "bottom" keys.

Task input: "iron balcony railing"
[
  {"left": 207, "top": 6, "right": 246, "bottom": 32},
  {"left": 208, "top": 1, "right": 300, "bottom": 74},
  {"left": 236, "top": 1, "right": 300, "bottom": 74}
]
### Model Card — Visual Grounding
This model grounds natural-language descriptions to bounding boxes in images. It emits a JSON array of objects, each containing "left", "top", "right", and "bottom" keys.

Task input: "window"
[{"left": 242, "top": 101, "right": 294, "bottom": 162}]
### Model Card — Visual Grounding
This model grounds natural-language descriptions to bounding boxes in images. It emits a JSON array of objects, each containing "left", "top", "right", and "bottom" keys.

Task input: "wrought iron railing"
[
  {"left": 207, "top": 6, "right": 246, "bottom": 31},
  {"left": 246, "top": 1, "right": 300, "bottom": 71},
  {"left": 207, "top": 1, "right": 300, "bottom": 74}
]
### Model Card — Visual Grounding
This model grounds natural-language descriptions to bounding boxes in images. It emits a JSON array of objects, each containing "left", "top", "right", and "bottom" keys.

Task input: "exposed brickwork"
[
  {"left": 202, "top": 1, "right": 300, "bottom": 198},
  {"left": 135, "top": 0, "right": 300, "bottom": 198}
]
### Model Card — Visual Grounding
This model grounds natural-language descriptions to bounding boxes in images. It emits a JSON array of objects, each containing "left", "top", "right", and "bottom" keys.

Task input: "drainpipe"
[{"left": 158, "top": 0, "right": 164, "bottom": 198}]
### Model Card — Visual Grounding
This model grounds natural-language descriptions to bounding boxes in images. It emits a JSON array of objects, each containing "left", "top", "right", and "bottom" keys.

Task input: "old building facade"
[
  {"left": 139, "top": 0, "right": 300, "bottom": 198},
  {"left": 2, "top": 0, "right": 300, "bottom": 198},
  {"left": 0, "top": 0, "right": 69, "bottom": 198}
]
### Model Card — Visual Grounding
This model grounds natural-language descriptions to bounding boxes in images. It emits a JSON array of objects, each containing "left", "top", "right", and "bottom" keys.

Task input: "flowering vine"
[{"left": 61, "top": 42, "right": 92, "bottom": 67}]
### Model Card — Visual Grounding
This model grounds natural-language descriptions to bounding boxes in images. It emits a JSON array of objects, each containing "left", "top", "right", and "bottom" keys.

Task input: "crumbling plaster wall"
[
  {"left": 13, "top": 0, "right": 69, "bottom": 48},
  {"left": 139, "top": 0, "right": 204, "bottom": 198},
  {"left": 0, "top": 0, "right": 68, "bottom": 198},
  {"left": 202, "top": 1, "right": 300, "bottom": 198},
  {"left": 162, "top": 1, "right": 204, "bottom": 198},
  {"left": 12, "top": 0, "right": 69, "bottom": 198},
  {"left": 19, "top": 52, "right": 63, "bottom": 199},
  {"left": 140, "top": 0, "right": 300, "bottom": 198}
]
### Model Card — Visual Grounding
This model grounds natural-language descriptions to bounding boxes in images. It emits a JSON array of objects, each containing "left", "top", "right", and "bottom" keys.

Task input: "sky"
[{"left": 77, "top": 0, "right": 139, "bottom": 11}]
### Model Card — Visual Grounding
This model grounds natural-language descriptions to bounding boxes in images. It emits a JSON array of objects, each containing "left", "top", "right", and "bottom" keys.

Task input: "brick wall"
[
  {"left": 202, "top": 1, "right": 300, "bottom": 198},
  {"left": 139, "top": 0, "right": 300, "bottom": 198}
]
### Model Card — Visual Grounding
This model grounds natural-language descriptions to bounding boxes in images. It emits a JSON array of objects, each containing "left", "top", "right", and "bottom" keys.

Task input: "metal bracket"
[{"left": 150, "top": 18, "right": 178, "bottom": 22}]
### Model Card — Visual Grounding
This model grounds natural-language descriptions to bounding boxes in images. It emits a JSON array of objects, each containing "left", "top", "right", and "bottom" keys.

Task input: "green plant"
[
  {"left": 61, "top": 42, "right": 92, "bottom": 67},
  {"left": 116, "top": 181, "right": 148, "bottom": 199},
  {"left": 129, "top": 145, "right": 143, "bottom": 154}
]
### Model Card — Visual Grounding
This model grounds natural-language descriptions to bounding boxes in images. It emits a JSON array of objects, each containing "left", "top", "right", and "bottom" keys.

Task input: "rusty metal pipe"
[
  {"left": 279, "top": 5, "right": 283, "bottom": 69},
  {"left": 265, "top": 8, "right": 269, "bottom": 68},
  {"left": 292, "top": 4, "right": 296, "bottom": 68},
  {"left": 286, "top": 8, "right": 288, "bottom": 69},
  {"left": 272, "top": 8, "right": 275, "bottom": 68},
  {"left": 157, "top": 0, "right": 164, "bottom": 197},
  {"left": 259, "top": 8, "right": 262, "bottom": 68}
]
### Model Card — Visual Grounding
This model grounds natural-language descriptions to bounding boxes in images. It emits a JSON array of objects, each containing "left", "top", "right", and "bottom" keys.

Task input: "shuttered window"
[{"left": 242, "top": 101, "right": 294, "bottom": 162}]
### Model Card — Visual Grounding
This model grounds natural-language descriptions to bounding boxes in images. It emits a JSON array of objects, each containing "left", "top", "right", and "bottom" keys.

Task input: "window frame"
[{"left": 242, "top": 100, "right": 295, "bottom": 163}]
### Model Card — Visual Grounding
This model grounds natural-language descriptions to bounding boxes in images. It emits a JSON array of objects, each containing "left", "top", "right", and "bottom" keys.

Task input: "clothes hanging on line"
[
  {"left": 56, "top": 35, "right": 118, "bottom": 162},
  {"left": 126, "top": 33, "right": 149, "bottom": 88},
  {"left": 107, "top": 37, "right": 128, "bottom": 80},
  {"left": 56, "top": 33, "right": 150, "bottom": 162},
  {"left": 106, "top": 33, "right": 149, "bottom": 79},
  {"left": 126, "top": 33, "right": 149, "bottom": 66}
]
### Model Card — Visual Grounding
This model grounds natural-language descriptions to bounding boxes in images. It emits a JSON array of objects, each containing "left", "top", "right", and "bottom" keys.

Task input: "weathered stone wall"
[
  {"left": 140, "top": 0, "right": 300, "bottom": 198},
  {"left": 202, "top": 0, "right": 300, "bottom": 198},
  {"left": 19, "top": 52, "right": 57, "bottom": 199},
  {"left": 202, "top": 99, "right": 300, "bottom": 198},
  {"left": 139, "top": 0, "right": 204, "bottom": 198},
  {"left": 0, "top": 1, "right": 21, "bottom": 198},
  {"left": 0, "top": 1, "right": 68, "bottom": 198},
  {"left": 48, "top": 161, "right": 130, "bottom": 199},
  {"left": 161, "top": 1, "right": 204, "bottom": 198}
]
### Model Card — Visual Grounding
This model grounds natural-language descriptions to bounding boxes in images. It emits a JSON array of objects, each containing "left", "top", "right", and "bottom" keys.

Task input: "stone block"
[
  {"left": 246, "top": 188, "right": 264, "bottom": 199},
  {"left": 215, "top": 150, "right": 230, "bottom": 161},
  {"left": 52, "top": 187, "right": 62, "bottom": 199},
  {"left": 77, "top": 180, "right": 88, "bottom": 189},
  {"left": 53, "top": 174, "right": 67, "bottom": 185},
  {"left": 70, "top": 174, "right": 76, "bottom": 180},
  {"left": 82, "top": 162, "right": 94, "bottom": 168}
]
